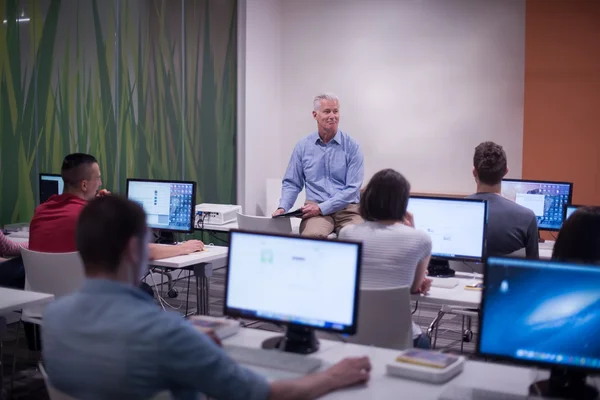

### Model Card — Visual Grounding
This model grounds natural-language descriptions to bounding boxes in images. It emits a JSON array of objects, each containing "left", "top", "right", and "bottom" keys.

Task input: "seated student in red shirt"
[{"left": 30, "top": 153, "right": 204, "bottom": 259}]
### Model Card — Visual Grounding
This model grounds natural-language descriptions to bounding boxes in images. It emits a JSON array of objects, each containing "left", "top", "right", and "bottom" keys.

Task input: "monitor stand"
[
  {"left": 529, "top": 369, "right": 598, "bottom": 400},
  {"left": 428, "top": 259, "right": 456, "bottom": 278},
  {"left": 155, "top": 230, "right": 176, "bottom": 245},
  {"left": 262, "top": 324, "right": 320, "bottom": 354}
]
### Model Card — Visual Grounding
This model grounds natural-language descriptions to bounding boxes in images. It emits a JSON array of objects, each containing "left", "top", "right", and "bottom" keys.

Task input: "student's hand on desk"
[
  {"left": 301, "top": 203, "right": 321, "bottom": 219},
  {"left": 418, "top": 277, "right": 433, "bottom": 295},
  {"left": 96, "top": 189, "right": 111, "bottom": 197},
  {"left": 178, "top": 240, "right": 205, "bottom": 254},
  {"left": 402, "top": 211, "right": 415, "bottom": 228},
  {"left": 325, "top": 356, "right": 371, "bottom": 389},
  {"left": 272, "top": 208, "right": 285, "bottom": 217}
]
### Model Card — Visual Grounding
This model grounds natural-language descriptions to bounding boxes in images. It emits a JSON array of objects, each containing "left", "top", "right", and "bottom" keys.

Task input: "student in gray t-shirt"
[
  {"left": 339, "top": 169, "right": 433, "bottom": 349},
  {"left": 468, "top": 142, "right": 539, "bottom": 259}
]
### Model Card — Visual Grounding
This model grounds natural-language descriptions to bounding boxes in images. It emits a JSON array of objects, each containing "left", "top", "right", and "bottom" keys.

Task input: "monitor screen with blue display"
[
  {"left": 479, "top": 256, "right": 600, "bottom": 373},
  {"left": 564, "top": 205, "right": 580, "bottom": 222},
  {"left": 224, "top": 230, "right": 362, "bottom": 353},
  {"left": 501, "top": 179, "right": 573, "bottom": 231},
  {"left": 126, "top": 179, "right": 196, "bottom": 233}
]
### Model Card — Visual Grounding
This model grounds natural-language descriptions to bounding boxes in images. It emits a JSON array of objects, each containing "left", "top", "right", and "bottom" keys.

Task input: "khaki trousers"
[{"left": 300, "top": 202, "right": 363, "bottom": 238}]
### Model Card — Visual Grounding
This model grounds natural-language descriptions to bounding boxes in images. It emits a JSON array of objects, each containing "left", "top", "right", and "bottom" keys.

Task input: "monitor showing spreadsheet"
[
  {"left": 501, "top": 179, "right": 573, "bottom": 231},
  {"left": 126, "top": 179, "right": 196, "bottom": 233},
  {"left": 406, "top": 196, "right": 488, "bottom": 262},
  {"left": 39, "top": 173, "right": 64, "bottom": 204}
]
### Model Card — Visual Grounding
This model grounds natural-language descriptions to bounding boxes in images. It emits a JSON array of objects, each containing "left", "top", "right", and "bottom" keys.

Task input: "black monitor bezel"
[
  {"left": 223, "top": 229, "right": 363, "bottom": 335},
  {"left": 477, "top": 256, "right": 600, "bottom": 375},
  {"left": 500, "top": 179, "right": 574, "bottom": 232},
  {"left": 38, "top": 173, "right": 63, "bottom": 204},
  {"left": 408, "top": 195, "right": 488, "bottom": 262},
  {"left": 125, "top": 178, "right": 197, "bottom": 234}
]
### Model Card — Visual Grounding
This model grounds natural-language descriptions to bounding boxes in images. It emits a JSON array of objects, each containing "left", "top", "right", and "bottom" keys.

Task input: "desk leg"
[
  {"left": 427, "top": 310, "right": 445, "bottom": 341},
  {"left": 193, "top": 263, "right": 213, "bottom": 315}
]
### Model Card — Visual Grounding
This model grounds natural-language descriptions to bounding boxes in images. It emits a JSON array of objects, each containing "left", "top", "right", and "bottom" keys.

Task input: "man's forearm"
[
  {"left": 148, "top": 243, "right": 185, "bottom": 261},
  {"left": 269, "top": 371, "right": 335, "bottom": 400}
]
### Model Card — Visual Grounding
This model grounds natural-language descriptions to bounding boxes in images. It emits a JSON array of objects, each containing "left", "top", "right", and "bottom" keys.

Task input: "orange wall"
[{"left": 523, "top": 0, "right": 600, "bottom": 206}]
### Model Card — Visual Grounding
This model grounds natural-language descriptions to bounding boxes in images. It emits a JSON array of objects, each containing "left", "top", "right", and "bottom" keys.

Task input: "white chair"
[
  {"left": 40, "top": 363, "right": 175, "bottom": 400},
  {"left": 20, "top": 249, "right": 85, "bottom": 324},
  {"left": 236, "top": 213, "right": 294, "bottom": 234},
  {"left": 13, "top": 250, "right": 86, "bottom": 386},
  {"left": 346, "top": 286, "right": 413, "bottom": 350}
]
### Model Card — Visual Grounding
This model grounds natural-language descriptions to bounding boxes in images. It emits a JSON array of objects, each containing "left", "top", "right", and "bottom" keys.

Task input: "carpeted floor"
[{"left": 2, "top": 266, "right": 479, "bottom": 399}]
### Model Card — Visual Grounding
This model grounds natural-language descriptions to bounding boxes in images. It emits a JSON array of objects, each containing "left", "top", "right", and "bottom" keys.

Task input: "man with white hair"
[{"left": 273, "top": 93, "right": 364, "bottom": 238}]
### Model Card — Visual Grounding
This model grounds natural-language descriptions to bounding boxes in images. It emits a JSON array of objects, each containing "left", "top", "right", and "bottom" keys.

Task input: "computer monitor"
[
  {"left": 501, "top": 179, "right": 573, "bottom": 231},
  {"left": 564, "top": 204, "right": 581, "bottom": 223},
  {"left": 479, "top": 257, "right": 600, "bottom": 399},
  {"left": 406, "top": 196, "right": 488, "bottom": 277},
  {"left": 39, "top": 173, "right": 64, "bottom": 204},
  {"left": 224, "top": 230, "right": 362, "bottom": 354},
  {"left": 126, "top": 178, "right": 196, "bottom": 234}
]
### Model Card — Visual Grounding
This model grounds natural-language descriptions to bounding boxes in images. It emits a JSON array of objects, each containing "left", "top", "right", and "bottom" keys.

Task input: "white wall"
[
  {"left": 240, "top": 0, "right": 526, "bottom": 213},
  {"left": 279, "top": 0, "right": 526, "bottom": 195},
  {"left": 239, "top": 0, "right": 283, "bottom": 215}
]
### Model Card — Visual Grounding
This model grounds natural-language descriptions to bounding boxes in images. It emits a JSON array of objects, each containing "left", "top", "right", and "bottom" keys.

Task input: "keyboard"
[
  {"left": 224, "top": 344, "right": 323, "bottom": 374},
  {"left": 439, "top": 386, "right": 531, "bottom": 400},
  {"left": 7, "top": 231, "right": 29, "bottom": 239},
  {"left": 431, "top": 278, "right": 459, "bottom": 289}
]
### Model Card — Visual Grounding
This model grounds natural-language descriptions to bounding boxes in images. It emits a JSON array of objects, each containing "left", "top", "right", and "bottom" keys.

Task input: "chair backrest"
[
  {"left": 39, "top": 363, "right": 175, "bottom": 400},
  {"left": 39, "top": 363, "right": 78, "bottom": 400},
  {"left": 21, "top": 248, "right": 85, "bottom": 318},
  {"left": 346, "top": 286, "right": 413, "bottom": 350},
  {"left": 266, "top": 178, "right": 306, "bottom": 217},
  {"left": 236, "top": 213, "right": 293, "bottom": 234},
  {"left": 506, "top": 247, "right": 527, "bottom": 258}
]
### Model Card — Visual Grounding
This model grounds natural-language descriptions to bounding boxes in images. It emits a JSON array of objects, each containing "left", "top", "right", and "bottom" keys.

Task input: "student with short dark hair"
[
  {"left": 29, "top": 153, "right": 104, "bottom": 252},
  {"left": 339, "top": 169, "right": 433, "bottom": 349},
  {"left": 29, "top": 152, "right": 204, "bottom": 258},
  {"left": 42, "top": 196, "right": 372, "bottom": 400},
  {"left": 553, "top": 206, "right": 600, "bottom": 263},
  {"left": 467, "top": 142, "right": 539, "bottom": 258}
]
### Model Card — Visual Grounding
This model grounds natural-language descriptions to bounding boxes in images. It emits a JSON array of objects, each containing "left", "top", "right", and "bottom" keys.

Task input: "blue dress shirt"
[
  {"left": 42, "top": 279, "right": 270, "bottom": 400},
  {"left": 279, "top": 131, "right": 364, "bottom": 216}
]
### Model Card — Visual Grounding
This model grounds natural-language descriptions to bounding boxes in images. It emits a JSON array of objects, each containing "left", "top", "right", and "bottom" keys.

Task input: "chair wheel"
[
  {"left": 463, "top": 329, "right": 473, "bottom": 342},
  {"left": 167, "top": 288, "right": 178, "bottom": 299}
]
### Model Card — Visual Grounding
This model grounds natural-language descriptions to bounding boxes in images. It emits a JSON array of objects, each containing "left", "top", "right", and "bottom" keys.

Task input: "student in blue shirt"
[
  {"left": 273, "top": 93, "right": 364, "bottom": 238},
  {"left": 42, "top": 196, "right": 371, "bottom": 400}
]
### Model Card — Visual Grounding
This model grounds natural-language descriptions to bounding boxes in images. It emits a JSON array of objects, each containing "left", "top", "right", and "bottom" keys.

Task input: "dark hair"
[
  {"left": 61, "top": 153, "right": 98, "bottom": 189},
  {"left": 360, "top": 169, "right": 411, "bottom": 222},
  {"left": 473, "top": 142, "right": 507, "bottom": 186},
  {"left": 76, "top": 196, "right": 148, "bottom": 273},
  {"left": 552, "top": 207, "right": 600, "bottom": 264}
]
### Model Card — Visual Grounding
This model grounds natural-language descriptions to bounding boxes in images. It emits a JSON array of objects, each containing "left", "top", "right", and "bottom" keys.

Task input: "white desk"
[
  {"left": 223, "top": 327, "right": 547, "bottom": 399},
  {"left": 0, "top": 287, "right": 54, "bottom": 314},
  {"left": 412, "top": 273, "right": 481, "bottom": 309},
  {"left": 196, "top": 219, "right": 302, "bottom": 233},
  {"left": 150, "top": 246, "right": 228, "bottom": 315}
]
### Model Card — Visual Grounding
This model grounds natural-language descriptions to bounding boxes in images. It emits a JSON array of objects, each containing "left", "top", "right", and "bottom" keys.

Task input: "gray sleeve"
[
  {"left": 525, "top": 217, "right": 540, "bottom": 259},
  {"left": 160, "top": 316, "right": 270, "bottom": 400}
]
